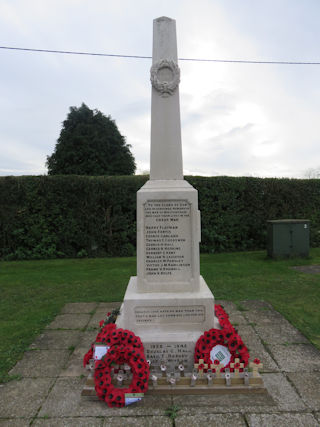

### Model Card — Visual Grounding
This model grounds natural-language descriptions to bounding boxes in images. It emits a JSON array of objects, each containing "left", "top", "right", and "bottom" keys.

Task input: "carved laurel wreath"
[{"left": 150, "top": 59, "right": 180, "bottom": 97}]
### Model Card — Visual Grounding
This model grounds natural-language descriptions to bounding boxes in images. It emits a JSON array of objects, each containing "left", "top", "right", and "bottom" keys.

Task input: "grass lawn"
[{"left": 1, "top": 249, "right": 320, "bottom": 382}]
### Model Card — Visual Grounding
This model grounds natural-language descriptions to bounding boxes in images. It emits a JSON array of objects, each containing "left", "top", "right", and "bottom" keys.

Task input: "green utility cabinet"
[{"left": 267, "top": 219, "right": 310, "bottom": 258}]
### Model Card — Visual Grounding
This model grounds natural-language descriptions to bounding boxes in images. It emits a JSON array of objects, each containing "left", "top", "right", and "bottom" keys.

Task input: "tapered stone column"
[{"left": 150, "top": 17, "right": 183, "bottom": 180}]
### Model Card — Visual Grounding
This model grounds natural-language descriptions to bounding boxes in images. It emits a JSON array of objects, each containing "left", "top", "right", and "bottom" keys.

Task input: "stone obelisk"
[
  {"left": 150, "top": 17, "right": 183, "bottom": 180},
  {"left": 116, "top": 17, "right": 216, "bottom": 370}
]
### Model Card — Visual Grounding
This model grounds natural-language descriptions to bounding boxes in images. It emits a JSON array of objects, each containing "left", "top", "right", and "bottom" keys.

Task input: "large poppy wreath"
[
  {"left": 83, "top": 312, "right": 149, "bottom": 407},
  {"left": 83, "top": 323, "right": 144, "bottom": 367},
  {"left": 94, "top": 344, "right": 150, "bottom": 407},
  {"left": 194, "top": 304, "right": 250, "bottom": 370}
]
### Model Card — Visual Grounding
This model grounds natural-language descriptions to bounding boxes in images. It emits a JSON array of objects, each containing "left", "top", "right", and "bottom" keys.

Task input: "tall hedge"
[{"left": 0, "top": 175, "right": 319, "bottom": 260}]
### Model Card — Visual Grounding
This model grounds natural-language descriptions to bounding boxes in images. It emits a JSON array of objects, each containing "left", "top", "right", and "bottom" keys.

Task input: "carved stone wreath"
[{"left": 150, "top": 59, "right": 180, "bottom": 97}]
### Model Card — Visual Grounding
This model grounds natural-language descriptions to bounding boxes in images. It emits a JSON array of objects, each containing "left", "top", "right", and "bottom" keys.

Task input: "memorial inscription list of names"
[{"left": 144, "top": 199, "right": 192, "bottom": 280}]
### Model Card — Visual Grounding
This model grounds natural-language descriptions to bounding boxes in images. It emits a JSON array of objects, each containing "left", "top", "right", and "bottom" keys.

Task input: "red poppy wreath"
[
  {"left": 83, "top": 309, "right": 143, "bottom": 368},
  {"left": 194, "top": 304, "right": 250, "bottom": 370},
  {"left": 94, "top": 344, "right": 150, "bottom": 407},
  {"left": 83, "top": 311, "right": 149, "bottom": 407}
]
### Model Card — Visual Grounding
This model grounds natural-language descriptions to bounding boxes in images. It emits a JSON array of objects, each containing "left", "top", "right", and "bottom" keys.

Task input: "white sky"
[{"left": 1, "top": 0, "right": 319, "bottom": 178}]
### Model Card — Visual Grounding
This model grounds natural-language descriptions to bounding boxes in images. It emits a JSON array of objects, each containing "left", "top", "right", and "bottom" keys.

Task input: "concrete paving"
[{"left": 1, "top": 300, "right": 319, "bottom": 426}]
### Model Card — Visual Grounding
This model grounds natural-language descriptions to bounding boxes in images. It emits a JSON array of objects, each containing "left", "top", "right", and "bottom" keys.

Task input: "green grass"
[
  {"left": 1, "top": 250, "right": 320, "bottom": 383},
  {"left": 201, "top": 249, "right": 320, "bottom": 348}
]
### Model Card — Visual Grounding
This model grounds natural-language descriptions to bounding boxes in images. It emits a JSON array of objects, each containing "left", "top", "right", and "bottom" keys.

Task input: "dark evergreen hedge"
[{"left": 1, "top": 175, "right": 319, "bottom": 260}]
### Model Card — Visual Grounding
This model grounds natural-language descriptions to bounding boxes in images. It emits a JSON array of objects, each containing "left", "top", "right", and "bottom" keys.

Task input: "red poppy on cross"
[
  {"left": 194, "top": 359, "right": 208, "bottom": 377},
  {"left": 249, "top": 359, "right": 263, "bottom": 377},
  {"left": 230, "top": 358, "right": 244, "bottom": 377},
  {"left": 210, "top": 360, "right": 224, "bottom": 378}
]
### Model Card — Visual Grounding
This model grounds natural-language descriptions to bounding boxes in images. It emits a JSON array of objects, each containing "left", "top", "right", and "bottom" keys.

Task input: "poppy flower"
[
  {"left": 194, "top": 304, "right": 250, "bottom": 371},
  {"left": 93, "top": 330, "right": 149, "bottom": 407}
]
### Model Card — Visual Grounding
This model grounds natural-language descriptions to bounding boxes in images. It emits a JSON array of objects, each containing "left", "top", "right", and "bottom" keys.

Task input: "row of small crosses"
[{"left": 194, "top": 358, "right": 263, "bottom": 378}]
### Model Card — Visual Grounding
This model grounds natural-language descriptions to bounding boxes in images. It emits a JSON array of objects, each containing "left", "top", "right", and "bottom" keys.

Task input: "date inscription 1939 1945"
[{"left": 144, "top": 199, "right": 192, "bottom": 280}]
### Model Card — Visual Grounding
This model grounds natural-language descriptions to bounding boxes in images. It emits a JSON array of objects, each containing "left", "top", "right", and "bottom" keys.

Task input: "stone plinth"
[
  {"left": 116, "top": 179, "right": 217, "bottom": 370},
  {"left": 117, "top": 276, "right": 214, "bottom": 333},
  {"left": 116, "top": 276, "right": 216, "bottom": 370}
]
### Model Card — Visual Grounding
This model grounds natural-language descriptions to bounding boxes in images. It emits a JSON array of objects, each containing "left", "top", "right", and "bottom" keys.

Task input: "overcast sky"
[{"left": 1, "top": 0, "right": 319, "bottom": 178}]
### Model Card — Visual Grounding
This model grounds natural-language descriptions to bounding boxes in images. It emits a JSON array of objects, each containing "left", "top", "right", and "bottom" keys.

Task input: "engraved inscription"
[
  {"left": 135, "top": 306, "right": 205, "bottom": 324},
  {"left": 144, "top": 342, "right": 194, "bottom": 369},
  {"left": 144, "top": 199, "right": 191, "bottom": 281}
]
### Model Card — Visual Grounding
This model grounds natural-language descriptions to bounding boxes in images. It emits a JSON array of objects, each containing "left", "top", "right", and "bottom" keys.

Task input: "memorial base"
[
  {"left": 116, "top": 275, "right": 218, "bottom": 371},
  {"left": 81, "top": 372, "right": 267, "bottom": 397}
]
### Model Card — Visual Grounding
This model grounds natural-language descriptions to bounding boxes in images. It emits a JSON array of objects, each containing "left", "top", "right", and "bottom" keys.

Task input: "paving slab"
[
  {"left": 215, "top": 300, "right": 241, "bottom": 314},
  {"left": 60, "top": 302, "right": 98, "bottom": 314},
  {"left": 227, "top": 312, "right": 249, "bottom": 326},
  {"left": 240, "top": 300, "right": 274, "bottom": 310},
  {"left": 239, "top": 300, "right": 293, "bottom": 327},
  {"left": 172, "top": 373, "right": 306, "bottom": 414},
  {"left": 268, "top": 344, "right": 320, "bottom": 372},
  {"left": 245, "top": 412, "right": 319, "bottom": 427},
  {"left": 102, "top": 416, "right": 172, "bottom": 426},
  {"left": 77, "top": 330, "right": 98, "bottom": 349},
  {"left": 60, "top": 347, "right": 88, "bottom": 377},
  {"left": 260, "top": 373, "right": 308, "bottom": 412},
  {"left": 33, "top": 417, "right": 103, "bottom": 426},
  {"left": 9, "top": 350, "right": 70, "bottom": 377},
  {"left": 96, "top": 302, "right": 121, "bottom": 312},
  {"left": 87, "top": 312, "right": 108, "bottom": 329},
  {"left": 254, "top": 324, "right": 309, "bottom": 345},
  {"left": 242, "top": 308, "right": 289, "bottom": 325},
  {"left": 235, "top": 324, "right": 259, "bottom": 343},
  {"left": 46, "top": 314, "right": 91, "bottom": 330},
  {"left": 291, "top": 265, "right": 320, "bottom": 274},
  {"left": 0, "top": 378, "right": 54, "bottom": 418},
  {"left": 172, "top": 391, "right": 274, "bottom": 415},
  {"left": 175, "top": 413, "right": 247, "bottom": 426},
  {"left": 39, "top": 377, "right": 172, "bottom": 417},
  {"left": 29, "top": 330, "right": 82, "bottom": 350},
  {"left": 247, "top": 344, "right": 279, "bottom": 373},
  {"left": 287, "top": 371, "right": 320, "bottom": 410},
  {"left": 0, "top": 419, "right": 31, "bottom": 426},
  {"left": 236, "top": 325, "right": 279, "bottom": 372}
]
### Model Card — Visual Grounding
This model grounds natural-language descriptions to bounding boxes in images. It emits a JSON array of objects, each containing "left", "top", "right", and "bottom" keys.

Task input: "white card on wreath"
[
  {"left": 94, "top": 344, "right": 110, "bottom": 360},
  {"left": 210, "top": 344, "right": 231, "bottom": 366}
]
